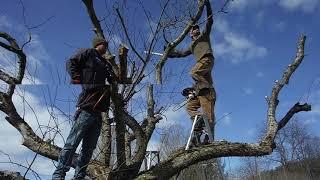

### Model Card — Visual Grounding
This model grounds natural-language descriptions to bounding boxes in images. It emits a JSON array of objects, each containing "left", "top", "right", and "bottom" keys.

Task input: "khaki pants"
[
  {"left": 187, "top": 55, "right": 216, "bottom": 138},
  {"left": 186, "top": 88, "right": 216, "bottom": 137},
  {"left": 190, "top": 55, "right": 214, "bottom": 90}
]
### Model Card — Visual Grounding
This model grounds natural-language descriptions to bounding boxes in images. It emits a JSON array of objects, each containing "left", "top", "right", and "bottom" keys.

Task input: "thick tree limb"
[
  {"left": 0, "top": 32, "right": 26, "bottom": 87},
  {"left": 122, "top": 111, "right": 146, "bottom": 163},
  {"left": 82, "top": 0, "right": 105, "bottom": 39},
  {"left": 263, "top": 35, "right": 306, "bottom": 144},
  {"left": 147, "top": 84, "right": 155, "bottom": 118},
  {"left": 137, "top": 142, "right": 271, "bottom": 180},
  {"left": 97, "top": 113, "right": 112, "bottom": 166},
  {"left": 137, "top": 102, "right": 311, "bottom": 179},
  {"left": 110, "top": 86, "right": 127, "bottom": 170},
  {"left": 0, "top": 98, "right": 106, "bottom": 177}
]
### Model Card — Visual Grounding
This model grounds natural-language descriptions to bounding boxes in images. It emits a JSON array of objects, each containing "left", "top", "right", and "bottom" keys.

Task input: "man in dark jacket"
[
  {"left": 168, "top": 0, "right": 216, "bottom": 141},
  {"left": 52, "top": 36, "right": 115, "bottom": 180}
]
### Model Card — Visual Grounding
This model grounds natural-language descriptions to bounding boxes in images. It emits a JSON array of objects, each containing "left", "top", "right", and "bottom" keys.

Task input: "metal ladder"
[{"left": 185, "top": 114, "right": 214, "bottom": 150}]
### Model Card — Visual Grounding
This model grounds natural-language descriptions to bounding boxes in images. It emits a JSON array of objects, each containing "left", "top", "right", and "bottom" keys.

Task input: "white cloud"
[
  {"left": 156, "top": 107, "right": 189, "bottom": 129},
  {"left": 229, "top": 0, "right": 318, "bottom": 13},
  {"left": 221, "top": 113, "right": 232, "bottom": 126},
  {"left": 6, "top": 89, "right": 71, "bottom": 145},
  {"left": 0, "top": 16, "right": 49, "bottom": 85},
  {"left": 247, "top": 128, "right": 256, "bottom": 136},
  {"left": 0, "top": 115, "right": 29, "bottom": 155},
  {"left": 0, "top": 89, "right": 75, "bottom": 178},
  {"left": 215, "top": 18, "right": 230, "bottom": 33},
  {"left": 229, "top": 0, "right": 252, "bottom": 11},
  {"left": 243, "top": 87, "right": 253, "bottom": 95},
  {"left": 21, "top": 75, "right": 43, "bottom": 84},
  {"left": 214, "top": 19, "right": 268, "bottom": 63},
  {"left": 1, "top": 90, "right": 69, "bottom": 148},
  {"left": 29, "top": 156, "right": 74, "bottom": 178},
  {"left": 279, "top": 0, "right": 318, "bottom": 12},
  {"left": 229, "top": 0, "right": 270, "bottom": 11},
  {"left": 302, "top": 103, "right": 320, "bottom": 124},
  {"left": 24, "top": 35, "right": 49, "bottom": 68},
  {"left": 216, "top": 32, "right": 267, "bottom": 64},
  {"left": 254, "top": 11, "right": 265, "bottom": 27},
  {"left": 297, "top": 89, "right": 320, "bottom": 125},
  {"left": 0, "top": 16, "right": 12, "bottom": 29},
  {"left": 109, "top": 35, "right": 124, "bottom": 52},
  {"left": 274, "top": 21, "right": 286, "bottom": 32},
  {"left": 147, "top": 139, "right": 161, "bottom": 151},
  {"left": 256, "top": 72, "right": 264, "bottom": 77}
]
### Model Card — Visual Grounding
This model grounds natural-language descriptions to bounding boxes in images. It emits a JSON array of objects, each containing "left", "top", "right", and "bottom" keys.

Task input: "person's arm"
[
  {"left": 203, "top": 0, "right": 213, "bottom": 35},
  {"left": 66, "top": 49, "right": 87, "bottom": 84},
  {"left": 167, "top": 47, "right": 192, "bottom": 58}
]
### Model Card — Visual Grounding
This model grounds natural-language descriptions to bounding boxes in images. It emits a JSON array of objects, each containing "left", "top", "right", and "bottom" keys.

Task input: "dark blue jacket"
[{"left": 66, "top": 48, "right": 115, "bottom": 112}]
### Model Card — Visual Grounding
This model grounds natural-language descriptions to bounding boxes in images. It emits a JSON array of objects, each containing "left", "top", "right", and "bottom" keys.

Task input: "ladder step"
[{"left": 185, "top": 114, "right": 213, "bottom": 150}]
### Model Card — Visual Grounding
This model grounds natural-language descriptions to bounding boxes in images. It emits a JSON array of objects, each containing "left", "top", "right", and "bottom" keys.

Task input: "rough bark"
[{"left": 98, "top": 112, "right": 112, "bottom": 166}]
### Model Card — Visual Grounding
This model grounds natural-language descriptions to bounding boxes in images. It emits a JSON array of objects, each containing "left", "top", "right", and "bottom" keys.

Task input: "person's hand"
[
  {"left": 182, "top": 87, "right": 194, "bottom": 96},
  {"left": 71, "top": 75, "right": 81, "bottom": 84},
  {"left": 71, "top": 78, "right": 81, "bottom": 84},
  {"left": 188, "top": 93, "right": 195, "bottom": 99}
]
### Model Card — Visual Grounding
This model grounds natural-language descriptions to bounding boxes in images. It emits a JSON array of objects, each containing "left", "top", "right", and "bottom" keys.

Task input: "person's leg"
[
  {"left": 187, "top": 97, "right": 202, "bottom": 146},
  {"left": 52, "top": 110, "right": 92, "bottom": 180},
  {"left": 74, "top": 113, "right": 102, "bottom": 179},
  {"left": 190, "top": 57, "right": 214, "bottom": 90},
  {"left": 198, "top": 88, "right": 216, "bottom": 140},
  {"left": 186, "top": 96, "right": 201, "bottom": 120}
]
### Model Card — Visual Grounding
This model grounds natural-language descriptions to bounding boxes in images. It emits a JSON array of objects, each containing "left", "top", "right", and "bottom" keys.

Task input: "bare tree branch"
[
  {"left": 156, "top": 0, "right": 206, "bottom": 84},
  {"left": 115, "top": 8, "right": 145, "bottom": 63},
  {"left": 263, "top": 35, "right": 307, "bottom": 144},
  {"left": 277, "top": 103, "right": 311, "bottom": 131}
]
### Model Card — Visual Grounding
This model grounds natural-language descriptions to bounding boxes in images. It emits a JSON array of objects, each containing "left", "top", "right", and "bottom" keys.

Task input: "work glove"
[
  {"left": 71, "top": 75, "right": 81, "bottom": 84},
  {"left": 182, "top": 87, "right": 195, "bottom": 97}
]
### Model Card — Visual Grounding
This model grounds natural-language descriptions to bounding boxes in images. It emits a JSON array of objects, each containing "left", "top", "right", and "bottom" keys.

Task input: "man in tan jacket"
[{"left": 168, "top": 0, "right": 216, "bottom": 141}]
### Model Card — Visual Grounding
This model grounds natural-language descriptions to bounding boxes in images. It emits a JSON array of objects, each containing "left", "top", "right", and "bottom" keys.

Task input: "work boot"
[
  {"left": 202, "top": 135, "right": 210, "bottom": 145},
  {"left": 190, "top": 137, "right": 198, "bottom": 148},
  {"left": 191, "top": 131, "right": 202, "bottom": 147}
]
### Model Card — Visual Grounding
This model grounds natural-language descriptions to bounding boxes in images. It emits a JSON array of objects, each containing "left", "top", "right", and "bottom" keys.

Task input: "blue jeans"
[{"left": 52, "top": 110, "right": 102, "bottom": 179}]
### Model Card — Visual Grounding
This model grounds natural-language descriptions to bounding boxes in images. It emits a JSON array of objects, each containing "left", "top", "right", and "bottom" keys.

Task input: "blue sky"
[{"left": 1, "top": 0, "right": 320, "bottom": 179}]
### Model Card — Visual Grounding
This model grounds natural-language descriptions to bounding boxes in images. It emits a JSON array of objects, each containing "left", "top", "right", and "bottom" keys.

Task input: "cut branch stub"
[
  {"left": 277, "top": 102, "right": 311, "bottom": 131},
  {"left": 118, "top": 44, "right": 132, "bottom": 84}
]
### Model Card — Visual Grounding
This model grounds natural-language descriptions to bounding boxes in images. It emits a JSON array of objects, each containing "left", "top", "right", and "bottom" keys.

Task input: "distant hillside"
[{"left": 252, "top": 158, "right": 320, "bottom": 180}]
